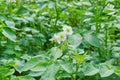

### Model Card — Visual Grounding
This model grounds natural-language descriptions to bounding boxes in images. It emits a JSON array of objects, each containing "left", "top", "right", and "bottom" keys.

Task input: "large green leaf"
[
  {"left": 0, "top": 67, "right": 15, "bottom": 77},
  {"left": 59, "top": 61, "right": 73, "bottom": 74},
  {"left": 20, "top": 55, "right": 47, "bottom": 72},
  {"left": 51, "top": 47, "right": 62, "bottom": 60},
  {"left": 56, "top": 71, "right": 70, "bottom": 80},
  {"left": 83, "top": 63, "right": 99, "bottom": 76},
  {"left": 5, "top": 20, "right": 15, "bottom": 27},
  {"left": 99, "top": 63, "right": 114, "bottom": 77},
  {"left": 30, "top": 63, "right": 48, "bottom": 72},
  {"left": 2, "top": 27, "right": 16, "bottom": 42},
  {"left": 16, "top": 76, "right": 35, "bottom": 80},
  {"left": 5, "top": 20, "right": 19, "bottom": 30},
  {"left": 40, "top": 63, "right": 59, "bottom": 80},
  {"left": 68, "top": 34, "right": 82, "bottom": 48},
  {"left": 84, "top": 32, "right": 100, "bottom": 47},
  {"left": 0, "top": 14, "right": 7, "bottom": 21},
  {"left": 29, "top": 71, "right": 44, "bottom": 77},
  {"left": 17, "top": 6, "right": 29, "bottom": 14}
]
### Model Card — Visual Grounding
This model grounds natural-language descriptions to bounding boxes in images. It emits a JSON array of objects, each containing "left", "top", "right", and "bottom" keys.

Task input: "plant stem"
[
  {"left": 73, "top": 63, "right": 79, "bottom": 80},
  {"left": 95, "top": 5, "right": 100, "bottom": 32},
  {"left": 16, "top": 0, "right": 21, "bottom": 7},
  {"left": 105, "top": 24, "right": 108, "bottom": 55},
  {"left": 94, "top": 1, "right": 102, "bottom": 57},
  {"left": 54, "top": 0, "right": 59, "bottom": 31},
  {"left": 8, "top": 1, "right": 12, "bottom": 13}
]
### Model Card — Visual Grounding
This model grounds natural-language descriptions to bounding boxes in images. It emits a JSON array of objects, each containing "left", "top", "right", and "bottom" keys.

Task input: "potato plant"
[{"left": 0, "top": 0, "right": 120, "bottom": 80}]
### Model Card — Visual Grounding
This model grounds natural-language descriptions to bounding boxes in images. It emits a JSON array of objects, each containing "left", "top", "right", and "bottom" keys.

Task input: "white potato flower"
[
  {"left": 58, "top": 32, "right": 66, "bottom": 41},
  {"left": 50, "top": 25, "right": 73, "bottom": 44},
  {"left": 63, "top": 25, "right": 73, "bottom": 35},
  {"left": 49, "top": 34, "right": 61, "bottom": 44}
]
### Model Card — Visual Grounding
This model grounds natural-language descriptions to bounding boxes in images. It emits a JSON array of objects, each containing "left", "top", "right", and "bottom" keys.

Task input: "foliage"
[{"left": 0, "top": 0, "right": 120, "bottom": 80}]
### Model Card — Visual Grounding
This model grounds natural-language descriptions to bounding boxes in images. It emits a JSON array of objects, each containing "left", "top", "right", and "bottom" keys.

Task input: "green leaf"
[
  {"left": 0, "top": 67, "right": 15, "bottom": 77},
  {"left": 38, "top": 1, "right": 47, "bottom": 10},
  {"left": 113, "top": 66, "right": 120, "bottom": 77},
  {"left": 83, "top": 63, "right": 99, "bottom": 76},
  {"left": 84, "top": 32, "right": 100, "bottom": 47},
  {"left": 99, "top": 63, "right": 114, "bottom": 77},
  {"left": 0, "top": 14, "right": 7, "bottom": 21},
  {"left": 20, "top": 56, "right": 47, "bottom": 72},
  {"left": 29, "top": 71, "right": 44, "bottom": 77},
  {"left": 5, "top": 20, "right": 15, "bottom": 27},
  {"left": 56, "top": 71, "right": 70, "bottom": 80},
  {"left": 5, "top": 20, "right": 19, "bottom": 30},
  {"left": 59, "top": 61, "right": 73, "bottom": 74},
  {"left": 2, "top": 27, "right": 16, "bottom": 42},
  {"left": 40, "top": 63, "right": 59, "bottom": 80},
  {"left": 74, "top": 54, "right": 86, "bottom": 64},
  {"left": 30, "top": 64, "right": 48, "bottom": 72},
  {"left": 17, "top": 7, "right": 29, "bottom": 14},
  {"left": 68, "top": 34, "right": 82, "bottom": 48},
  {"left": 17, "top": 76, "right": 35, "bottom": 80},
  {"left": 4, "top": 69, "right": 15, "bottom": 77},
  {"left": 51, "top": 47, "right": 62, "bottom": 60}
]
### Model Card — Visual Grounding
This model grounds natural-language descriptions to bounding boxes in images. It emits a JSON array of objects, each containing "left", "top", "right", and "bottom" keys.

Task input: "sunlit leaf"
[
  {"left": 2, "top": 27, "right": 16, "bottom": 42},
  {"left": 99, "top": 63, "right": 114, "bottom": 77},
  {"left": 51, "top": 47, "right": 63, "bottom": 60},
  {"left": 20, "top": 56, "right": 47, "bottom": 72},
  {"left": 40, "top": 63, "right": 59, "bottom": 80},
  {"left": 84, "top": 32, "right": 100, "bottom": 47},
  {"left": 68, "top": 34, "right": 82, "bottom": 48},
  {"left": 83, "top": 63, "right": 99, "bottom": 76}
]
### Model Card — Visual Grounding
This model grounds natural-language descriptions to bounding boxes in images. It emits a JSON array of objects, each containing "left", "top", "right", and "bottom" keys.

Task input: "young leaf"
[{"left": 74, "top": 54, "right": 86, "bottom": 64}]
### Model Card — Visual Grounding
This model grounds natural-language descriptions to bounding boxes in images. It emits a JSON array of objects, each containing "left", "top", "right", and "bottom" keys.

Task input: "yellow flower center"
[
  {"left": 54, "top": 38, "right": 58, "bottom": 43},
  {"left": 66, "top": 28, "right": 70, "bottom": 32},
  {"left": 60, "top": 35, "right": 64, "bottom": 39}
]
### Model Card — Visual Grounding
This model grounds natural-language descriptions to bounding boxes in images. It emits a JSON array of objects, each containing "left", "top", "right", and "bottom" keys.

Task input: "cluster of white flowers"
[{"left": 50, "top": 25, "right": 73, "bottom": 44}]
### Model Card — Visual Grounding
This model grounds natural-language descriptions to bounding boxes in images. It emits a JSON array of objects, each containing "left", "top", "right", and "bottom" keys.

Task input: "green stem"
[
  {"left": 16, "top": 0, "right": 21, "bottom": 7},
  {"left": 105, "top": 24, "right": 108, "bottom": 55},
  {"left": 54, "top": 0, "right": 59, "bottom": 31},
  {"left": 74, "top": 63, "right": 79, "bottom": 80},
  {"left": 94, "top": 1, "right": 102, "bottom": 57},
  {"left": 8, "top": 1, "right": 12, "bottom": 13},
  {"left": 71, "top": 74, "right": 74, "bottom": 80}
]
